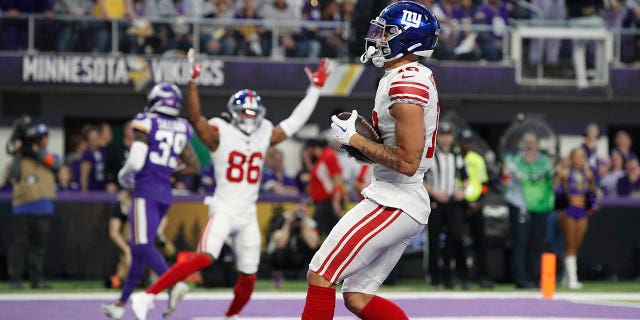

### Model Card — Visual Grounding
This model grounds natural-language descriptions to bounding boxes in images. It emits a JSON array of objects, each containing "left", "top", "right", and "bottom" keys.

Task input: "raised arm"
[
  {"left": 186, "top": 81, "right": 220, "bottom": 152},
  {"left": 336, "top": 104, "right": 426, "bottom": 176},
  {"left": 270, "top": 58, "right": 331, "bottom": 146}
]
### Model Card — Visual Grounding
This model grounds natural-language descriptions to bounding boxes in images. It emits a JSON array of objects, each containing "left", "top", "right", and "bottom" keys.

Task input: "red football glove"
[
  {"left": 305, "top": 58, "right": 331, "bottom": 88},
  {"left": 187, "top": 48, "right": 203, "bottom": 80}
]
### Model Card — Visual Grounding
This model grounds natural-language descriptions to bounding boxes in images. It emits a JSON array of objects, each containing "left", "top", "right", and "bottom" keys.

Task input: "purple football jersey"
[
  {"left": 131, "top": 112, "right": 192, "bottom": 203},
  {"left": 81, "top": 148, "right": 106, "bottom": 191}
]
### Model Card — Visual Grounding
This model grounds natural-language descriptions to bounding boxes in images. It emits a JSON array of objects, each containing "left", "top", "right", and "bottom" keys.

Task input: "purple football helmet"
[
  {"left": 145, "top": 82, "right": 183, "bottom": 117},
  {"left": 361, "top": 1, "right": 440, "bottom": 67},
  {"left": 227, "top": 89, "right": 266, "bottom": 134}
]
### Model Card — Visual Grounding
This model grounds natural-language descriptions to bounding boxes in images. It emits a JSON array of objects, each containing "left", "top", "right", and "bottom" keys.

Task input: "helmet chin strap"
[{"left": 360, "top": 46, "right": 376, "bottom": 64}]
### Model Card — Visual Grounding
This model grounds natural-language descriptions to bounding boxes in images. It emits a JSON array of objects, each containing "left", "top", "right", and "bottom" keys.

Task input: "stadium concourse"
[{"left": 2, "top": 291, "right": 640, "bottom": 319}]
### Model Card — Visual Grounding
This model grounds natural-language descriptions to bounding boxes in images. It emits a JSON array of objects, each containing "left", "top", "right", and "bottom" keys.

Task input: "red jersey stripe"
[
  {"left": 390, "top": 95, "right": 430, "bottom": 105},
  {"left": 389, "top": 86, "right": 430, "bottom": 100},
  {"left": 332, "top": 209, "right": 402, "bottom": 282},
  {"left": 316, "top": 204, "right": 384, "bottom": 275},
  {"left": 391, "top": 81, "right": 429, "bottom": 90},
  {"left": 321, "top": 207, "right": 397, "bottom": 281}
]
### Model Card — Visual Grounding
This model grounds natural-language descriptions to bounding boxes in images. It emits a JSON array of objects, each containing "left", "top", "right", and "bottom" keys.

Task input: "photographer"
[
  {"left": 5, "top": 116, "right": 60, "bottom": 289},
  {"left": 267, "top": 201, "right": 320, "bottom": 288}
]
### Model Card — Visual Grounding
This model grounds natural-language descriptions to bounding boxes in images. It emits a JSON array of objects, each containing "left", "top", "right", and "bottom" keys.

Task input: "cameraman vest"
[{"left": 12, "top": 157, "right": 56, "bottom": 215}]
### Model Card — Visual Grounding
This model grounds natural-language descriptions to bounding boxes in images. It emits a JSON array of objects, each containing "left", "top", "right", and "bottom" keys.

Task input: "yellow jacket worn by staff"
[
  {"left": 12, "top": 157, "right": 57, "bottom": 214},
  {"left": 463, "top": 150, "right": 488, "bottom": 202}
]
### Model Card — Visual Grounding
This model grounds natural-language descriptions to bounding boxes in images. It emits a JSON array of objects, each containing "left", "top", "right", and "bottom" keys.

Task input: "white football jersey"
[
  {"left": 206, "top": 117, "right": 274, "bottom": 214},
  {"left": 361, "top": 61, "right": 439, "bottom": 224}
]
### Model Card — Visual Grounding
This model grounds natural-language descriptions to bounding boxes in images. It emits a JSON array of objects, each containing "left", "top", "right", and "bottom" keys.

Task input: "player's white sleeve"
[
  {"left": 118, "top": 141, "right": 149, "bottom": 187},
  {"left": 278, "top": 86, "right": 320, "bottom": 137}
]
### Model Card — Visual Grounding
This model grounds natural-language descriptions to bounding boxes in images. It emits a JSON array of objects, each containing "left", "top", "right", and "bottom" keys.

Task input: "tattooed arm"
[{"left": 348, "top": 103, "right": 426, "bottom": 176}]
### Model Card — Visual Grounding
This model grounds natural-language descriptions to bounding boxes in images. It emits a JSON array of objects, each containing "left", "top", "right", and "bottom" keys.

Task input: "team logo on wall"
[{"left": 21, "top": 55, "right": 225, "bottom": 91}]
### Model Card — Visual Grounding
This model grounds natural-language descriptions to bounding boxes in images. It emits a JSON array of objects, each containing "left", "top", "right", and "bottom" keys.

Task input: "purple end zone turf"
[{"left": 1, "top": 298, "right": 640, "bottom": 319}]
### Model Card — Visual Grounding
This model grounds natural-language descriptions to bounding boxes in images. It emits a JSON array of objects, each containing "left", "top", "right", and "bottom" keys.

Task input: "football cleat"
[
  {"left": 163, "top": 282, "right": 189, "bottom": 318},
  {"left": 131, "top": 292, "right": 155, "bottom": 320},
  {"left": 100, "top": 303, "right": 125, "bottom": 320}
]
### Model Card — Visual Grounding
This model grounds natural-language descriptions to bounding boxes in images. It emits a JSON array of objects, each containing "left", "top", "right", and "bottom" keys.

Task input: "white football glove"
[
  {"left": 118, "top": 170, "right": 135, "bottom": 189},
  {"left": 330, "top": 110, "right": 358, "bottom": 146},
  {"left": 187, "top": 48, "right": 202, "bottom": 80}
]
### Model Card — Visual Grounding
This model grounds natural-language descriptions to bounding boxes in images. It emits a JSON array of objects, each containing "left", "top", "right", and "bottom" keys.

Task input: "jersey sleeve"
[
  {"left": 326, "top": 150, "right": 342, "bottom": 176},
  {"left": 131, "top": 113, "right": 152, "bottom": 133},
  {"left": 387, "top": 68, "right": 431, "bottom": 109}
]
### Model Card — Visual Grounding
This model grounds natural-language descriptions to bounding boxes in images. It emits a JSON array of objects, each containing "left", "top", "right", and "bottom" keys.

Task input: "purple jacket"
[{"left": 3, "top": 0, "right": 54, "bottom": 13}]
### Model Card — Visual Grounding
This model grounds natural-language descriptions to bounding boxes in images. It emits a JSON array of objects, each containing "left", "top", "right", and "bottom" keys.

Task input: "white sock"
[{"left": 564, "top": 256, "right": 578, "bottom": 284}]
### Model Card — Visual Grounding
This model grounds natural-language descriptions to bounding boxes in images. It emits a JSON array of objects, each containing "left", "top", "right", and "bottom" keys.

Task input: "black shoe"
[
  {"left": 461, "top": 281, "right": 471, "bottom": 291},
  {"left": 30, "top": 281, "right": 52, "bottom": 289},
  {"left": 443, "top": 281, "right": 455, "bottom": 289},
  {"left": 515, "top": 281, "right": 535, "bottom": 289},
  {"left": 479, "top": 279, "right": 495, "bottom": 289},
  {"left": 10, "top": 281, "right": 23, "bottom": 290}
]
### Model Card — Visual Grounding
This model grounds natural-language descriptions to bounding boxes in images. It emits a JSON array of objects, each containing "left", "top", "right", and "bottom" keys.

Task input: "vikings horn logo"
[{"left": 127, "top": 58, "right": 151, "bottom": 92}]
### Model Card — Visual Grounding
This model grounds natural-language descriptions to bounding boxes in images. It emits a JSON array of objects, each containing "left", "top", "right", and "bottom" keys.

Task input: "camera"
[
  {"left": 294, "top": 209, "right": 305, "bottom": 221},
  {"left": 6, "top": 115, "right": 48, "bottom": 157}
]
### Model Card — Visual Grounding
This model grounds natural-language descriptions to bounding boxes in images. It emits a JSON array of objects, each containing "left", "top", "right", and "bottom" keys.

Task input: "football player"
[
  {"left": 129, "top": 52, "right": 331, "bottom": 320},
  {"left": 301, "top": 2, "right": 440, "bottom": 320},
  {"left": 101, "top": 82, "right": 200, "bottom": 320}
]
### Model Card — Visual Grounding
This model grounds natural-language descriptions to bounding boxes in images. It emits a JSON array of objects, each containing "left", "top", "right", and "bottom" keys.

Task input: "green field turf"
[{"left": 0, "top": 279, "right": 639, "bottom": 294}]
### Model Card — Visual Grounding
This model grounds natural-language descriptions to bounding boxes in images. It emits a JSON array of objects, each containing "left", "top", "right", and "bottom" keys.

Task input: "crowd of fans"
[{"left": 1, "top": 0, "right": 639, "bottom": 63}]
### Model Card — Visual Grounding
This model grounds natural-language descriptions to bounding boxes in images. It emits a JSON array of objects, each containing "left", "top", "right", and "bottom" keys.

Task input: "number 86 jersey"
[
  {"left": 206, "top": 117, "right": 274, "bottom": 214},
  {"left": 131, "top": 112, "right": 193, "bottom": 203}
]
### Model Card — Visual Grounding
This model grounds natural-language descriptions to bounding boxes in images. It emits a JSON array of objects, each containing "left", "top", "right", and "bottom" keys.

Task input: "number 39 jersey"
[
  {"left": 206, "top": 117, "right": 274, "bottom": 214},
  {"left": 131, "top": 112, "right": 193, "bottom": 204},
  {"left": 361, "top": 61, "right": 440, "bottom": 224}
]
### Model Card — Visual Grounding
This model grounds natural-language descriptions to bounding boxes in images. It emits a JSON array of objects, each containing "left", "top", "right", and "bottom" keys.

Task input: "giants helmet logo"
[{"left": 400, "top": 10, "right": 423, "bottom": 29}]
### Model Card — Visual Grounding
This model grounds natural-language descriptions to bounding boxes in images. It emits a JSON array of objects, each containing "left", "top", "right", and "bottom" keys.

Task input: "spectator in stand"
[
  {"left": 261, "top": 0, "right": 307, "bottom": 57},
  {"left": 603, "top": 0, "right": 637, "bottom": 64},
  {"left": 66, "top": 134, "right": 87, "bottom": 189},
  {"left": 261, "top": 147, "right": 300, "bottom": 195},
  {"left": 266, "top": 201, "right": 320, "bottom": 288},
  {"left": 201, "top": 0, "right": 236, "bottom": 56},
  {"left": 57, "top": 165, "right": 80, "bottom": 192},
  {"left": 617, "top": 158, "right": 640, "bottom": 197},
  {"left": 296, "top": 142, "right": 315, "bottom": 194},
  {"left": 567, "top": 0, "right": 605, "bottom": 88},
  {"left": 528, "top": 0, "right": 566, "bottom": 74},
  {"left": 580, "top": 123, "right": 601, "bottom": 181},
  {"left": 317, "top": 0, "right": 345, "bottom": 58},
  {"left": 612, "top": 130, "right": 637, "bottom": 163},
  {"left": 432, "top": 0, "right": 481, "bottom": 61},
  {"left": 80, "top": 125, "right": 107, "bottom": 191},
  {"left": 474, "top": 0, "right": 512, "bottom": 61},
  {"left": 99, "top": 122, "right": 119, "bottom": 192},
  {"left": 105, "top": 121, "right": 133, "bottom": 189},
  {"left": 299, "top": 0, "right": 323, "bottom": 58},
  {"left": 234, "top": 0, "right": 266, "bottom": 56},
  {"left": 307, "top": 138, "right": 343, "bottom": 238},
  {"left": 1, "top": 0, "right": 57, "bottom": 51},
  {"left": 92, "top": 0, "right": 134, "bottom": 53},
  {"left": 556, "top": 147, "right": 597, "bottom": 289},
  {"left": 600, "top": 150, "right": 625, "bottom": 195},
  {"left": 56, "top": 0, "right": 93, "bottom": 52},
  {"left": 503, "top": 132, "right": 555, "bottom": 289}
]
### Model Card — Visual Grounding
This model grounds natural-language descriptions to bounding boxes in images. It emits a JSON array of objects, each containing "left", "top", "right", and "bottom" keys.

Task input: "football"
[{"left": 336, "top": 112, "right": 382, "bottom": 163}]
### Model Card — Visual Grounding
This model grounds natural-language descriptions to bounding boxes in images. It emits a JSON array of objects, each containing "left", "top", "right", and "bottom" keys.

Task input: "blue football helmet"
[
  {"left": 146, "top": 82, "right": 183, "bottom": 117},
  {"left": 227, "top": 89, "right": 266, "bottom": 134},
  {"left": 361, "top": 1, "right": 440, "bottom": 67}
]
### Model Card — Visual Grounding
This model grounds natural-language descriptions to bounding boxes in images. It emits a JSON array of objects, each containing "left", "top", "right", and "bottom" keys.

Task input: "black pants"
[
  {"left": 509, "top": 204, "right": 549, "bottom": 286},
  {"left": 8, "top": 214, "right": 52, "bottom": 284},
  {"left": 313, "top": 200, "right": 340, "bottom": 238},
  {"left": 467, "top": 205, "right": 489, "bottom": 280},
  {"left": 428, "top": 201, "right": 467, "bottom": 285}
]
